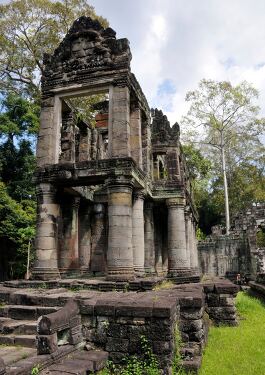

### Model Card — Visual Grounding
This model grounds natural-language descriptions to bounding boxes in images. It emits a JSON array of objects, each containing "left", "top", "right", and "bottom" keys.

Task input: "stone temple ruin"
[
  {"left": 32, "top": 16, "right": 200, "bottom": 283},
  {"left": 198, "top": 203, "right": 265, "bottom": 280},
  {"left": 0, "top": 17, "right": 241, "bottom": 375}
]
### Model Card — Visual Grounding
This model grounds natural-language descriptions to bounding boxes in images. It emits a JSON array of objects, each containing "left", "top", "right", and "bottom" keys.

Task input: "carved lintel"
[{"left": 166, "top": 197, "right": 185, "bottom": 208}]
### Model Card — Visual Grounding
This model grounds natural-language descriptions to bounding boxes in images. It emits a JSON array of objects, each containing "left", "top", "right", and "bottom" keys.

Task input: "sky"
[
  {"left": 86, "top": 0, "right": 265, "bottom": 126},
  {"left": 1, "top": 0, "right": 265, "bottom": 127}
]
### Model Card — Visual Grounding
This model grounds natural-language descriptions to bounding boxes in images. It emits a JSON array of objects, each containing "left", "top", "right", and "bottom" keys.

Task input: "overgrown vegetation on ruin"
[
  {"left": 98, "top": 333, "right": 188, "bottom": 375},
  {"left": 200, "top": 292, "right": 265, "bottom": 375}
]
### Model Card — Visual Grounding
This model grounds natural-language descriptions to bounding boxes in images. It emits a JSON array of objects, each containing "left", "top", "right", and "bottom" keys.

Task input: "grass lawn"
[{"left": 200, "top": 291, "right": 265, "bottom": 375}]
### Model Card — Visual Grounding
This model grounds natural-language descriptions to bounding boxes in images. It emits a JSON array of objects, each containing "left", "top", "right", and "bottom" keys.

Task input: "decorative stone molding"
[{"left": 166, "top": 197, "right": 186, "bottom": 208}]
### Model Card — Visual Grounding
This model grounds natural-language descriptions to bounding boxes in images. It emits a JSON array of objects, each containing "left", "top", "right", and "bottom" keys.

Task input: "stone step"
[
  {"left": 172, "top": 275, "right": 201, "bottom": 284},
  {"left": 181, "top": 355, "right": 202, "bottom": 374},
  {"left": 0, "top": 319, "right": 36, "bottom": 335},
  {"left": 40, "top": 349, "right": 109, "bottom": 374},
  {"left": 0, "top": 305, "right": 59, "bottom": 320},
  {"left": 6, "top": 344, "right": 77, "bottom": 375},
  {"left": 4, "top": 347, "right": 108, "bottom": 375},
  {"left": 0, "top": 334, "right": 36, "bottom": 348}
]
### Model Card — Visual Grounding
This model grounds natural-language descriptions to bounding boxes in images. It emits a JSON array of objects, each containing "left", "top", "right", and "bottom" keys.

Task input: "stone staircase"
[
  {"left": 0, "top": 305, "right": 58, "bottom": 348},
  {"left": 0, "top": 290, "right": 108, "bottom": 374}
]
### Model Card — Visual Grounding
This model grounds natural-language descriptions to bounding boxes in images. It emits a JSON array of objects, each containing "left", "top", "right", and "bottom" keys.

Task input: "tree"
[
  {"left": 0, "top": 181, "right": 36, "bottom": 279},
  {"left": 182, "top": 79, "right": 265, "bottom": 234},
  {"left": 0, "top": 93, "right": 38, "bottom": 200},
  {"left": 182, "top": 144, "right": 218, "bottom": 235},
  {"left": 0, "top": 0, "right": 108, "bottom": 99},
  {"left": 0, "top": 92, "right": 39, "bottom": 142}
]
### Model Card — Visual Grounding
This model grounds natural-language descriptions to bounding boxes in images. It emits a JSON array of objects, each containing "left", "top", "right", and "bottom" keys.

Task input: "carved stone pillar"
[
  {"left": 59, "top": 197, "right": 80, "bottom": 273},
  {"left": 162, "top": 239, "right": 168, "bottom": 273},
  {"left": 79, "top": 204, "right": 92, "bottom": 274},
  {"left": 32, "top": 183, "right": 60, "bottom": 280},
  {"left": 154, "top": 207, "right": 163, "bottom": 276},
  {"left": 108, "top": 86, "right": 131, "bottom": 158},
  {"left": 132, "top": 192, "right": 145, "bottom": 276},
  {"left": 107, "top": 179, "right": 134, "bottom": 280},
  {"left": 144, "top": 202, "right": 155, "bottom": 274},
  {"left": 130, "top": 105, "right": 143, "bottom": 168},
  {"left": 166, "top": 198, "right": 189, "bottom": 277},
  {"left": 155, "top": 230, "right": 163, "bottom": 275},
  {"left": 190, "top": 219, "right": 199, "bottom": 270},
  {"left": 141, "top": 117, "right": 151, "bottom": 176},
  {"left": 72, "top": 198, "right": 80, "bottom": 268},
  {"left": 185, "top": 208, "right": 192, "bottom": 269},
  {"left": 36, "top": 97, "right": 61, "bottom": 167},
  {"left": 91, "top": 203, "right": 106, "bottom": 274}
]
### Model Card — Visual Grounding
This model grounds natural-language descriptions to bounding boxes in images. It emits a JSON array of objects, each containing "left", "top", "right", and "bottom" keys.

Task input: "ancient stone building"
[
  {"left": 198, "top": 204, "right": 265, "bottom": 279},
  {"left": 32, "top": 16, "right": 199, "bottom": 282}
]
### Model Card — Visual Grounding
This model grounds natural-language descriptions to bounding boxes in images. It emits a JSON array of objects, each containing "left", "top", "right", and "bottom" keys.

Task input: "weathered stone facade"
[
  {"left": 198, "top": 204, "right": 265, "bottom": 279},
  {"left": 32, "top": 16, "right": 199, "bottom": 282}
]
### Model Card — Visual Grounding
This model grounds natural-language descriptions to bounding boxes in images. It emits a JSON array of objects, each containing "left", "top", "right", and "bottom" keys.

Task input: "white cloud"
[{"left": 131, "top": 14, "right": 168, "bottom": 103}]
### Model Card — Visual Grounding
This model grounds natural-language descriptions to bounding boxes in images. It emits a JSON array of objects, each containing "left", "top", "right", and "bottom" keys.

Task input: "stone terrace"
[{"left": 0, "top": 279, "right": 238, "bottom": 374}]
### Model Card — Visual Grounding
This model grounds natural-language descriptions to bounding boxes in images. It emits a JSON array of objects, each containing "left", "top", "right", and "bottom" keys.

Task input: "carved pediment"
[{"left": 42, "top": 17, "right": 132, "bottom": 82}]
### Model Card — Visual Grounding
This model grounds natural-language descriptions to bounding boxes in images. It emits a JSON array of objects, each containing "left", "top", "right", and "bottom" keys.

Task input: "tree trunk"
[{"left": 221, "top": 140, "right": 230, "bottom": 235}]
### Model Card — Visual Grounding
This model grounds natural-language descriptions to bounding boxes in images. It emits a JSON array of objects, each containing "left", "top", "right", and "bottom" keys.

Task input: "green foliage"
[
  {"left": 67, "top": 95, "right": 107, "bottom": 126},
  {"left": 0, "top": 181, "right": 36, "bottom": 278},
  {"left": 99, "top": 336, "right": 160, "bottom": 375},
  {"left": 227, "top": 163, "right": 265, "bottom": 216},
  {"left": 31, "top": 364, "right": 40, "bottom": 375},
  {"left": 257, "top": 230, "right": 265, "bottom": 248},
  {"left": 0, "top": 93, "right": 39, "bottom": 140},
  {"left": 0, "top": 139, "right": 36, "bottom": 200},
  {"left": 182, "top": 79, "right": 265, "bottom": 233},
  {"left": 99, "top": 331, "right": 186, "bottom": 375},
  {"left": 200, "top": 292, "right": 265, "bottom": 375},
  {"left": 182, "top": 144, "right": 211, "bottom": 181},
  {"left": 196, "top": 228, "right": 206, "bottom": 241}
]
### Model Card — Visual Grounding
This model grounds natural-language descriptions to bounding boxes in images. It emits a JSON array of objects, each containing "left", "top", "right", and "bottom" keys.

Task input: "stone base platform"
[
  {"left": 3, "top": 276, "right": 165, "bottom": 292},
  {"left": 3, "top": 273, "right": 202, "bottom": 293},
  {"left": 0, "top": 279, "right": 239, "bottom": 374}
]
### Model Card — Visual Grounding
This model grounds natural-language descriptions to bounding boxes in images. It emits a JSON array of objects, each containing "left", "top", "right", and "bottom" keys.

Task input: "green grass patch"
[
  {"left": 200, "top": 291, "right": 265, "bottom": 375},
  {"left": 153, "top": 280, "right": 174, "bottom": 291}
]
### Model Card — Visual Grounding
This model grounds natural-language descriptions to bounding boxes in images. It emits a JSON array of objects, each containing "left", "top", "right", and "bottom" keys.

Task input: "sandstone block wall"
[
  {"left": 203, "top": 281, "right": 239, "bottom": 326},
  {"left": 79, "top": 292, "right": 178, "bottom": 372}
]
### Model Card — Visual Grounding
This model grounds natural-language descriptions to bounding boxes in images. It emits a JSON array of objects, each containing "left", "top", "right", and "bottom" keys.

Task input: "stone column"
[
  {"left": 72, "top": 198, "right": 80, "bottom": 269},
  {"left": 144, "top": 202, "right": 155, "bottom": 274},
  {"left": 36, "top": 96, "right": 61, "bottom": 167},
  {"left": 132, "top": 192, "right": 145, "bottom": 276},
  {"left": 32, "top": 183, "right": 60, "bottom": 280},
  {"left": 107, "top": 179, "right": 134, "bottom": 280},
  {"left": 59, "top": 197, "right": 80, "bottom": 273},
  {"left": 190, "top": 219, "right": 199, "bottom": 270},
  {"left": 141, "top": 115, "right": 151, "bottom": 176},
  {"left": 91, "top": 204, "right": 106, "bottom": 274},
  {"left": 130, "top": 106, "right": 143, "bottom": 168},
  {"left": 155, "top": 230, "right": 163, "bottom": 276},
  {"left": 162, "top": 239, "right": 168, "bottom": 273},
  {"left": 184, "top": 208, "right": 192, "bottom": 269},
  {"left": 166, "top": 198, "right": 189, "bottom": 277},
  {"left": 108, "top": 86, "right": 131, "bottom": 158},
  {"left": 79, "top": 204, "right": 92, "bottom": 274}
]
